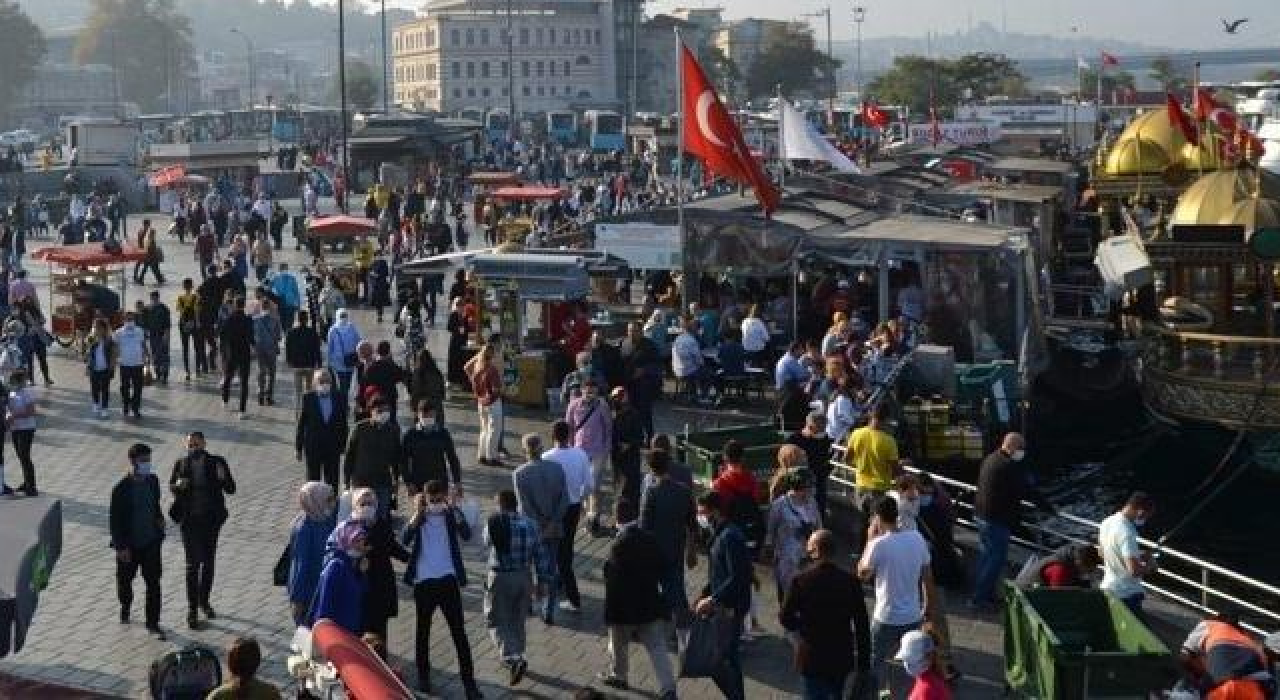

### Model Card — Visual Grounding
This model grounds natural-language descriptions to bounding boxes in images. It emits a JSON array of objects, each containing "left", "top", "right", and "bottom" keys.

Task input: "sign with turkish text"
[{"left": 907, "top": 121, "right": 1002, "bottom": 146}]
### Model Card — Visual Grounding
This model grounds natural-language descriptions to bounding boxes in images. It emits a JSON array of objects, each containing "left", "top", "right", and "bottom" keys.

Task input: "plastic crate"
[{"left": 1003, "top": 583, "right": 1177, "bottom": 698}]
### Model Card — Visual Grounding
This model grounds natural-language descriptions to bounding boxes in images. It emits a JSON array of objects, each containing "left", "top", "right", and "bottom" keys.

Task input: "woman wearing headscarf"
[
  {"left": 309, "top": 519, "right": 370, "bottom": 635},
  {"left": 765, "top": 467, "right": 822, "bottom": 603},
  {"left": 346, "top": 488, "right": 411, "bottom": 648},
  {"left": 287, "top": 482, "right": 337, "bottom": 624},
  {"left": 768, "top": 444, "right": 809, "bottom": 502},
  {"left": 446, "top": 298, "right": 471, "bottom": 386}
]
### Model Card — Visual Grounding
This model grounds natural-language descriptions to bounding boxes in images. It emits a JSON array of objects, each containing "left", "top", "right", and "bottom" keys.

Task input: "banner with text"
[
  {"left": 907, "top": 121, "right": 1002, "bottom": 146},
  {"left": 595, "top": 223, "right": 682, "bottom": 270}
]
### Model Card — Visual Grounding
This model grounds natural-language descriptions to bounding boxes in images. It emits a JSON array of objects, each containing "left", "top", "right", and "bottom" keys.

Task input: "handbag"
[
  {"left": 679, "top": 608, "right": 735, "bottom": 678},
  {"left": 273, "top": 542, "right": 292, "bottom": 587},
  {"left": 142, "top": 364, "right": 156, "bottom": 386}
]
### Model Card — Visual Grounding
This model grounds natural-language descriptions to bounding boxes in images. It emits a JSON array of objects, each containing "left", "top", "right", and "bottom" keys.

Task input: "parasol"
[{"left": 0, "top": 497, "right": 62, "bottom": 658}]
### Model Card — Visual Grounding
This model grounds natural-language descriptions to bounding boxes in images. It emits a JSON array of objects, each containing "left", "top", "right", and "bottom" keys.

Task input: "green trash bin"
[
  {"left": 1003, "top": 582, "right": 1177, "bottom": 698},
  {"left": 677, "top": 424, "right": 784, "bottom": 501}
]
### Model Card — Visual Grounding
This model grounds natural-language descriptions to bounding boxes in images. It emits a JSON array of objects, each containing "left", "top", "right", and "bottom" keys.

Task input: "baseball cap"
[{"left": 895, "top": 629, "right": 935, "bottom": 666}]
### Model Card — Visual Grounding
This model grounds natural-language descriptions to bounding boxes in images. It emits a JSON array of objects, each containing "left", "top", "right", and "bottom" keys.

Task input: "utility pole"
[
  {"left": 380, "top": 0, "right": 389, "bottom": 113},
  {"left": 630, "top": 0, "right": 639, "bottom": 117},
  {"left": 507, "top": 0, "right": 516, "bottom": 138},
  {"left": 853, "top": 6, "right": 866, "bottom": 100},
  {"left": 338, "top": 0, "right": 350, "bottom": 193},
  {"left": 805, "top": 7, "right": 835, "bottom": 118},
  {"left": 110, "top": 29, "right": 123, "bottom": 119}
]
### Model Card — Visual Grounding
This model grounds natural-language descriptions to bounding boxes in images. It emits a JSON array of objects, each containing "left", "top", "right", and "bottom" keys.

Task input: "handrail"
[
  {"left": 1143, "top": 322, "right": 1280, "bottom": 347},
  {"left": 827, "top": 449, "right": 1280, "bottom": 637}
]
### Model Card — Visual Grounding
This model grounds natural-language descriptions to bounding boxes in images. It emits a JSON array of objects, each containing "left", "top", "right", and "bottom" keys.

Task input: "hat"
[
  {"left": 1265, "top": 631, "right": 1280, "bottom": 655},
  {"left": 894, "top": 629, "right": 935, "bottom": 666}
]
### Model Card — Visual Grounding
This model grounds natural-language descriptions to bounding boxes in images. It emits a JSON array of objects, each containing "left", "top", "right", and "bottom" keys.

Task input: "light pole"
[
  {"left": 804, "top": 7, "right": 835, "bottom": 118},
  {"left": 506, "top": 0, "right": 516, "bottom": 138},
  {"left": 338, "top": 0, "right": 350, "bottom": 195},
  {"left": 230, "top": 28, "right": 256, "bottom": 109},
  {"left": 852, "top": 6, "right": 866, "bottom": 101},
  {"left": 380, "top": 0, "right": 389, "bottom": 113}
]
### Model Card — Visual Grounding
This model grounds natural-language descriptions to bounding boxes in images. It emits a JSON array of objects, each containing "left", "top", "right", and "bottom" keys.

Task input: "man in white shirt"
[
  {"left": 113, "top": 312, "right": 150, "bottom": 418},
  {"left": 542, "top": 419, "right": 594, "bottom": 613},
  {"left": 740, "top": 306, "right": 770, "bottom": 363},
  {"left": 858, "top": 495, "right": 932, "bottom": 695},
  {"left": 1098, "top": 491, "right": 1156, "bottom": 620}
]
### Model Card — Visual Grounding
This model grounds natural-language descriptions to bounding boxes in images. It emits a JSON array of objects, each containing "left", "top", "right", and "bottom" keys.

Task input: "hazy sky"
[{"left": 379, "top": 0, "right": 1279, "bottom": 49}]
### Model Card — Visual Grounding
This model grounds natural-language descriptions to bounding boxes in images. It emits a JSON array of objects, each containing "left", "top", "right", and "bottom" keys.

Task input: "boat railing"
[
  {"left": 827, "top": 452, "right": 1280, "bottom": 637},
  {"left": 1141, "top": 323, "right": 1280, "bottom": 383}
]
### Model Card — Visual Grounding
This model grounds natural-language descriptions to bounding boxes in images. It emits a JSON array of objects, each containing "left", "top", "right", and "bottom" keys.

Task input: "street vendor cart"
[
  {"left": 31, "top": 242, "right": 148, "bottom": 354},
  {"left": 304, "top": 215, "right": 378, "bottom": 297},
  {"left": 487, "top": 185, "right": 568, "bottom": 244}
]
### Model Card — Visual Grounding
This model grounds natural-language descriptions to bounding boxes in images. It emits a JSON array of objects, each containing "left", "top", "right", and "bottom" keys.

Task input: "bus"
[
  {"left": 547, "top": 110, "right": 577, "bottom": 145},
  {"left": 584, "top": 109, "right": 624, "bottom": 152},
  {"left": 484, "top": 109, "right": 511, "bottom": 144}
]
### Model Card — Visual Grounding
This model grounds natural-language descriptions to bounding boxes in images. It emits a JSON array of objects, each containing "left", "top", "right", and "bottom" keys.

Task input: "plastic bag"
[{"left": 679, "top": 608, "right": 735, "bottom": 678}]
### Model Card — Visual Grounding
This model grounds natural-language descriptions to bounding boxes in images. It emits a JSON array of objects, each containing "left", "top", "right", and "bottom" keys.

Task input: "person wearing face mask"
[
  {"left": 402, "top": 400, "right": 462, "bottom": 499},
  {"left": 286, "top": 482, "right": 337, "bottom": 625},
  {"left": 971, "top": 432, "right": 1056, "bottom": 611},
  {"left": 1098, "top": 491, "right": 1158, "bottom": 620},
  {"left": 108, "top": 443, "right": 167, "bottom": 639},
  {"left": 565, "top": 378, "right": 612, "bottom": 532},
  {"left": 296, "top": 369, "right": 349, "bottom": 492},
  {"left": 112, "top": 310, "right": 149, "bottom": 419},
  {"left": 765, "top": 468, "right": 822, "bottom": 604},
  {"left": 309, "top": 520, "right": 370, "bottom": 636},
  {"left": 895, "top": 625, "right": 953, "bottom": 700},
  {"left": 168, "top": 431, "right": 237, "bottom": 630},
  {"left": 693, "top": 490, "right": 752, "bottom": 700},
  {"left": 343, "top": 397, "right": 403, "bottom": 520},
  {"left": 402, "top": 480, "right": 481, "bottom": 698},
  {"left": 346, "top": 488, "right": 411, "bottom": 649}
]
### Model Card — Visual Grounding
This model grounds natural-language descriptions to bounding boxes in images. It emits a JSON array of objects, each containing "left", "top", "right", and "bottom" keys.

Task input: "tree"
[
  {"left": 1254, "top": 68, "right": 1280, "bottom": 82},
  {"left": 867, "top": 52, "right": 1027, "bottom": 114},
  {"left": 1079, "top": 67, "right": 1135, "bottom": 100},
  {"left": 334, "top": 60, "right": 379, "bottom": 111},
  {"left": 746, "top": 24, "right": 840, "bottom": 100},
  {"left": 75, "top": 0, "right": 196, "bottom": 113},
  {"left": 0, "top": 2, "right": 46, "bottom": 118},
  {"left": 951, "top": 53, "right": 1027, "bottom": 100},
  {"left": 1149, "top": 55, "right": 1187, "bottom": 93},
  {"left": 701, "top": 47, "right": 741, "bottom": 104}
]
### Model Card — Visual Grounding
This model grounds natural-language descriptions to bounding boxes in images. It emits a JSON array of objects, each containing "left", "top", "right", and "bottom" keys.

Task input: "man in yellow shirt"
[
  {"left": 352, "top": 237, "right": 376, "bottom": 302},
  {"left": 845, "top": 403, "right": 899, "bottom": 551}
]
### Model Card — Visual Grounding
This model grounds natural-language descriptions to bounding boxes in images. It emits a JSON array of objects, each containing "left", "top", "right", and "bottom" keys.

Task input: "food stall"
[
  {"left": 488, "top": 185, "right": 568, "bottom": 244},
  {"left": 466, "top": 253, "right": 591, "bottom": 408},
  {"left": 32, "top": 242, "right": 149, "bottom": 354},
  {"left": 304, "top": 215, "right": 378, "bottom": 296}
]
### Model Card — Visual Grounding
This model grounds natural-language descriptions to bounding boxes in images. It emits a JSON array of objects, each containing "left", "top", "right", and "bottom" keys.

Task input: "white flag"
[
  {"left": 1077, "top": 56, "right": 1090, "bottom": 70},
  {"left": 779, "top": 102, "right": 861, "bottom": 173}
]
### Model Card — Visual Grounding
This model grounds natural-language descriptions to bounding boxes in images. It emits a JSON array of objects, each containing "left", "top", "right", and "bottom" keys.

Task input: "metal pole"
[
  {"left": 381, "top": 0, "right": 389, "bottom": 113},
  {"left": 338, "top": 0, "right": 350, "bottom": 194},
  {"left": 111, "top": 30, "right": 122, "bottom": 119},
  {"left": 825, "top": 7, "right": 833, "bottom": 117},
  {"left": 853, "top": 6, "right": 865, "bottom": 100},
  {"left": 164, "top": 33, "right": 172, "bottom": 114},
  {"left": 630, "top": 0, "right": 638, "bottom": 118},
  {"left": 675, "top": 28, "right": 690, "bottom": 310},
  {"left": 507, "top": 0, "right": 516, "bottom": 137}
]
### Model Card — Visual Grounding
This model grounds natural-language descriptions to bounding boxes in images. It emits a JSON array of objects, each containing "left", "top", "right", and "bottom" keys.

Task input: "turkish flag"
[
  {"left": 1195, "top": 88, "right": 1265, "bottom": 157},
  {"left": 862, "top": 102, "right": 890, "bottom": 129},
  {"left": 1165, "top": 93, "right": 1199, "bottom": 145},
  {"left": 680, "top": 45, "right": 779, "bottom": 214},
  {"left": 1101, "top": 51, "right": 1119, "bottom": 67}
]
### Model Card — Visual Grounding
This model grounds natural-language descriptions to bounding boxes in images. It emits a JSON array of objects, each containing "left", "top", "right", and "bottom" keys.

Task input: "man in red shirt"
[{"left": 711, "top": 439, "right": 762, "bottom": 555}]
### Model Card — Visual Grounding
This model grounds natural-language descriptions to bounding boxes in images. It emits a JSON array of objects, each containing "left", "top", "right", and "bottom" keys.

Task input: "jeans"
[
  {"left": 476, "top": 400, "right": 502, "bottom": 461},
  {"left": 802, "top": 673, "right": 847, "bottom": 700},
  {"left": 11, "top": 429, "right": 35, "bottom": 491},
  {"left": 222, "top": 354, "right": 251, "bottom": 411},
  {"left": 180, "top": 520, "right": 220, "bottom": 610},
  {"left": 256, "top": 350, "right": 277, "bottom": 400},
  {"left": 413, "top": 575, "right": 476, "bottom": 690},
  {"left": 870, "top": 619, "right": 920, "bottom": 693},
  {"left": 117, "top": 540, "right": 163, "bottom": 626},
  {"left": 971, "top": 517, "right": 1011, "bottom": 606},
  {"left": 119, "top": 364, "right": 144, "bottom": 414},
  {"left": 538, "top": 537, "right": 560, "bottom": 622},
  {"left": 484, "top": 570, "right": 530, "bottom": 660},
  {"left": 558, "top": 503, "right": 582, "bottom": 607},
  {"left": 180, "top": 327, "right": 206, "bottom": 376},
  {"left": 607, "top": 621, "right": 676, "bottom": 694},
  {"left": 711, "top": 610, "right": 747, "bottom": 700},
  {"left": 586, "top": 453, "right": 609, "bottom": 519},
  {"left": 89, "top": 369, "right": 112, "bottom": 408}
]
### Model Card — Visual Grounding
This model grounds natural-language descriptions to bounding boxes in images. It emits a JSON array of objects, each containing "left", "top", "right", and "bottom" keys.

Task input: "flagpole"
[
  {"left": 1192, "top": 62, "right": 1203, "bottom": 179},
  {"left": 777, "top": 84, "right": 786, "bottom": 192},
  {"left": 1096, "top": 52, "right": 1104, "bottom": 140},
  {"left": 675, "top": 28, "right": 690, "bottom": 311}
]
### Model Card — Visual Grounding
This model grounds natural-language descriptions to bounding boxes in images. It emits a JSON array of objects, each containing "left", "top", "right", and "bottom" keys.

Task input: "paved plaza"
[{"left": 0, "top": 215, "right": 1011, "bottom": 699}]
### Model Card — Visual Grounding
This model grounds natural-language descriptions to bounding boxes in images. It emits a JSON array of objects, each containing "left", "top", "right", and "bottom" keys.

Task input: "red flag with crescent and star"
[{"left": 680, "top": 45, "right": 779, "bottom": 214}]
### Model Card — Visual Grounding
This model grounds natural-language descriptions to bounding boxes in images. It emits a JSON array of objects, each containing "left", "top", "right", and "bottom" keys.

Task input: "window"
[
  {"left": 575, "top": 55, "right": 590, "bottom": 66},
  {"left": 426, "top": 64, "right": 436, "bottom": 79},
  {"left": 594, "top": 29, "right": 601, "bottom": 45},
  {"left": 537, "top": 86, "right": 544, "bottom": 96},
  {"left": 522, "top": 85, "right": 531, "bottom": 96},
  {"left": 519, "top": 28, "right": 529, "bottom": 45},
  {"left": 550, "top": 86, "right": 556, "bottom": 96},
  {"left": 550, "top": 62, "right": 556, "bottom": 77},
  {"left": 453, "top": 88, "right": 462, "bottom": 98},
  {"left": 426, "top": 29, "right": 435, "bottom": 47},
  {"left": 482, "top": 87, "right": 491, "bottom": 97},
  {"left": 501, "top": 87, "right": 509, "bottom": 96},
  {"left": 573, "top": 29, "right": 580, "bottom": 43},
  {"left": 536, "top": 61, "right": 544, "bottom": 78},
  {"left": 480, "top": 28, "right": 489, "bottom": 45},
  {"left": 466, "top": 28, "right": 474, "bottom": 45},
  {"left": 500, "top": 61, "right": 508, "bottom": 78},
  {"left": 536, "top": 28, "right": 543, "bottom": 45},
  {"left": 521, "top": 61, "right": 530, "bottom": 78},
  {"left": 452, "top": 62, "right": 461, "bottom": 79},
  {"left": 565, "top": 85, "right": 571, "bottom": 95},
  {"left": 466, "top": 62, "right": 475, "bottom": 79},
  {"left": 451, "top": 29, "right": 460, "bottom": 46},
  {"left": 578, "top": 90, "right": 591, "bottom": 99},
  {"left": 563, "top": 29, "right": 570, "bottom": 44},
  {"left": 467, "top": 88, "right": 475, "bottom": 97},
  {"left": 564, "top": 60, "right": 571, "bottom": 75},
  {"left": 481, "top": 62, "right": 490, "bottom": 78},
  {"left": 584, "top": 29, "right": 591, "bottom": 45},
  {"left": 549, "top": 29, "right": 556, "bottom": 45}
]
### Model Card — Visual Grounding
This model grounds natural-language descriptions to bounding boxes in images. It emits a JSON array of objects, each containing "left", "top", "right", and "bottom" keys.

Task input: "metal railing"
[
  {"left": 827, "top": 452, "right": 1280, "bottom": 637},
  {"left": 1142, "top": 324, "right": 1280, "bottom": 383}
]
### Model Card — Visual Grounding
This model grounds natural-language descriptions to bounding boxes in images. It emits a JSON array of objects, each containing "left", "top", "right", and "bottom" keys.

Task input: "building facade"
[
  {"left": 392, "top": 0, "right": 618, "bottom": 115},
  {"left": 713, "top": 18, "right": 801, "bottom": 78}
]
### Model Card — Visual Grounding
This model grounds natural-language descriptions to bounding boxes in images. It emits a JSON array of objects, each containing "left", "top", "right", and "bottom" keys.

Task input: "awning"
[
  {"left": 399, "top": 248, "right": 496, "bottom": 276},
  {"left": 0, "top": 497, "right": 62, "bottom": 658},
  {"left": 32, "top": 242, "right": 149, "bottom": 266},
  {"left": 347, "top": 135, "right": 410, "bottom": 148},
  {"left": 468, "top": 171, "right": 521, "bottom": 186},
  {"left": 467, "top": 253, "right": 590, "bottom": 300},
  {"left": 490, "top": 186, "right": 566, "bottom": 201},
  {"left": 148, "top": 165, "right": 185, "bottom": 187},
  {"left": 307, "top": 215, "right": 377, "bottom": 238},
  {"left": 312, "top": 619, "right": 413, "bottom": 700}
]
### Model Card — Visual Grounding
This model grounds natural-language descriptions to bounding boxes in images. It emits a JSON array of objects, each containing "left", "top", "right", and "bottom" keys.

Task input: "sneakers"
[
  {"left": 201, "top": 604, "right": 217, "bottom": 619},
  {"left": 558, "top": 600, "right": 581, "bottom": 613},
  {"left": 507, "top": 658, "right": 527, "bottom": 686},
  {"left": 187, "top": 611, "right": 201, "bottom": 630},
  {"left": 145, "top": 624, "right": 166, "bottom": 640}
]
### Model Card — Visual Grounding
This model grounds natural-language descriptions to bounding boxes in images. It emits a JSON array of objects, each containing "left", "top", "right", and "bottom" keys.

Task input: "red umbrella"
[
  {"left": 307, "top": 215, "right": 378, "bottom": 239},
  {"left": 489, "top": 185, "right": 566, "bottom": 201}
]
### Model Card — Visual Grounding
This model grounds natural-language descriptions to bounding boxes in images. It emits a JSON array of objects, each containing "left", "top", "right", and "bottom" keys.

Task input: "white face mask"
[
  {"left": 351, "top": 504, "right": 376, "bottom": 523},
  {"left": 902, "top": 656, "right": 930, "bottom": 678},
  {"left": 1011, "top": 449, "right": 1026, "bottom": 462},
  {"left": 697, "top": 514, "right": 713, "bottom": 530},
  {"left": 898, "top": 497, "right": 920, "bottom": 520},
  {"left": 373, "top": 412, "right": 390, "bottom": 425},
  {"left": 134, "top": 461, "right": 153, "bottom": 476},
  {"left": 315, "top": 384, "right": 331, "bottom": 395}
]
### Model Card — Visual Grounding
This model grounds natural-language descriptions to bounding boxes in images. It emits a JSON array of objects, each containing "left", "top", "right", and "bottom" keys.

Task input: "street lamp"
[
  {"left": 852, "top": 6, "right": 866, "bottom": 101},
  {"left": 380, "top": 0, "right": 389, "bottom": 113},
  {"left": 230, "top": 28, "right": 256, "bottom": 109},
  {"left": 338, "top": 0, "right": 350, "bottom": 201},
  {"left": 804, "top": 7, "right": 835, "bottom": 118}
]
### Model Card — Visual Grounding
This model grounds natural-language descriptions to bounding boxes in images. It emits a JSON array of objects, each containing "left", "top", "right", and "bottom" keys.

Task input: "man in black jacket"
[
  {"left": 781, "top": 528, "right": 872, "bottom": 700},
  {"left": 109, "top": 443, "right": 167, "bottom": 638},
  {"left": 196, "top": 265, "right": 224, "bottom": 360},
  {"left": 402, "top": 400, "right": 461, "bottom": 498},
  {"left": 285, "top": 310, "right": 323, "bottom": 411},
  {"left": 695, "top": 490, "right": 752, "bottom": 700},
  {"left": 598, "top": 499, "right": 676, "bottom": 698},
  {"left": 219, "top": 296, "right": 254, "bottom": 416},
  {"left": 971, "top": 432, "right": 1056, "bottom": 609},
  {"left": 639, "top": 449, "right": 697, "bottom": 626},
  {"left": 610, "top": 387, "right": 645, "bottom": 513},
  {"left": 362, "top": 340, "right": 409, "bottom": 424},
  {"left": 168, "top": 431, "right": 236, "bottom": 630},
  {"left": 296, "top": 369, "right": 348, "bottom": 490},
  {"left": 345, "top": 396, "right": 403, "bottom": 519}
]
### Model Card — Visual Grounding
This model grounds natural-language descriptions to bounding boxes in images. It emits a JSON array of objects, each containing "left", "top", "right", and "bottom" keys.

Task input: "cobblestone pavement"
[{"left": 0, "top": 211, "right": 1009, "bottom": 699}]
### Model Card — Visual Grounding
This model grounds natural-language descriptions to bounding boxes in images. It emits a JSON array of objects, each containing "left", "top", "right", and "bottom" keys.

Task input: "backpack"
[
  {"left": 147, "top": 645, "right": 222, "bottom": 700},
  {"left": 0, "top": 340, "right": 25, "bottom": 378}
]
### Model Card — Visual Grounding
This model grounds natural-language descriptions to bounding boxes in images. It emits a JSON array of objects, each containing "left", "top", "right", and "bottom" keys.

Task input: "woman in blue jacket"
[
  {"left": 308, "top": 519, "right": 369, "bottom": 635},
  {"left": 287, "top": 481, "right": 337, "bottom": 624}
]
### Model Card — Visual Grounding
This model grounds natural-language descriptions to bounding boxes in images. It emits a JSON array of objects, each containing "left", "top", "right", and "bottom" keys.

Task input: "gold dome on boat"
[{"left": 1104, "top": 109, "right": 1186, "bottom": 176}]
